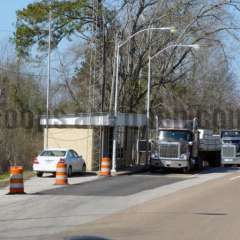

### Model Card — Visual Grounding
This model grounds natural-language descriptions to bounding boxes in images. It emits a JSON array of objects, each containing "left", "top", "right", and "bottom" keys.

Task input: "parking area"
[
  {"left": 0, "top": 172, "right": 100, "bottom": 195},
  {"left": 38, "top": 172, "right": 192, "bottom": 197}
]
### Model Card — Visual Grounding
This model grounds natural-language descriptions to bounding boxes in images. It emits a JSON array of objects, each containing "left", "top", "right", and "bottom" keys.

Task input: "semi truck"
[
  {"left": 221, "top": 130, "right": 240, "bottom": 166},
  {"left": 150, "top": 118, "right": 221, "bottom": 172}
]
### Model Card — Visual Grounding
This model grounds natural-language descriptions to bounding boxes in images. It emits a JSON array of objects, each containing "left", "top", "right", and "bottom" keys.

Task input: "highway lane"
[{"left": 62, "top": 169, "right": 240, "bottom": 240}]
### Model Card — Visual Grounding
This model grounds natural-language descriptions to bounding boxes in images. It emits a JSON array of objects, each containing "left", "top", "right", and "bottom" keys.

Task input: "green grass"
[
  {"left": 0, "top": 172, "right": 10, "bottom": 181},
  {"left": 0, "top": 170, "right": 34, "bottom": 181}
]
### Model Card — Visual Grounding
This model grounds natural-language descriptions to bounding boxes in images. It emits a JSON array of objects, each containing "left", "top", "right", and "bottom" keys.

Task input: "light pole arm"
[
  {"left": 119, "top": 27, "right": 175, "bottom": 48},
  {"left": 150, "top": 44, "right": 199, "bottom": 60}
]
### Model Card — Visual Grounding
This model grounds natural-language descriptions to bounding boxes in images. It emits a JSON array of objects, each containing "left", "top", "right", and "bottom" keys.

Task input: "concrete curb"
[{"left": 111, "top": 165, "right": 148, "bottom": 176}]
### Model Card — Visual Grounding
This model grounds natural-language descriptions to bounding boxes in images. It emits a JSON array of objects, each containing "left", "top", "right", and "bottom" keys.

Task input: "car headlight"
[{"left": 180, "top": 154, "right": 188, "bottom": 160}]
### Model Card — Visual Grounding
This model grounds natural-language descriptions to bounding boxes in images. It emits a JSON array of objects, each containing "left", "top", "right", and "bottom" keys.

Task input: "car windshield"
[
  {"left": 40, "top": 150, "right": 66, "bottom": 157},
  {"left": 159, "top": 130, "right": 193, "bottom": 142}
]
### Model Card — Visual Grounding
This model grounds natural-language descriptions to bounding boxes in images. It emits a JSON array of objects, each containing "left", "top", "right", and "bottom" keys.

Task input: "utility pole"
[
  {"left": 94, "top": 0, "right": 107, "bottom": 166},
  {"left": 45, "top": 6, "right": 52, "bottom": 150}
]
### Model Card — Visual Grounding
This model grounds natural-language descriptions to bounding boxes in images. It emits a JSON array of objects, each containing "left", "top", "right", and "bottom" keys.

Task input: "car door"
[
  {"left": 72, "top": 150, "right": 83, "bottom": 172},
  {"left": 68, "top": 150, "right": 78, "bottom": 172},
  {"left": 66, "top": 150, "right": 74, "bottom": 171}
]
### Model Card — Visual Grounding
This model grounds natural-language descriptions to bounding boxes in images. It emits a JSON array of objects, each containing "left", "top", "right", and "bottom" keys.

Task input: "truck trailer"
[{"left": 150, "top": 118, "right": 221, "bottom": 172}]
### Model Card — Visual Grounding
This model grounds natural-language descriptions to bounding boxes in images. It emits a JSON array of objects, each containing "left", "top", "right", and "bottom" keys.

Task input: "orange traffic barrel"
[
  {"left": 55, "top": 159, "right": 68, "bottom": 185},
  {"left": 8, "top": 166, "right": 25, "bottom": 194},
  {"left": 99, "top": 157, "right": 111, "bottom": 176}
]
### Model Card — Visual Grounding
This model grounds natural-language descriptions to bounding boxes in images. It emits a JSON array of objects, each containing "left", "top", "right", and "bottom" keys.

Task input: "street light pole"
[
  {"left": 111, "top": 27, "right": 175, "bottom": 173},
  {"left": 145, "top": 44, "right": 200, "bottom": 164},
  {"left": 45, "top": 8, "right": 52, "bottom": 150},
  {"left": 145, "top": 56, "right": 151, "bottom": 165},
  {"left": 111, "top": 44, "right": 120, "bottom": 173}
]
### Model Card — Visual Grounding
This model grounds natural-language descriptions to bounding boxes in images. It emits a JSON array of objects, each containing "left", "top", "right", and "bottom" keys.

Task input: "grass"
[
  {"left": 0, "top": 172, "right": 10, "bottom": 181},
  {"left": 0, "top": 170, "right": 35, "bottom": 188}
]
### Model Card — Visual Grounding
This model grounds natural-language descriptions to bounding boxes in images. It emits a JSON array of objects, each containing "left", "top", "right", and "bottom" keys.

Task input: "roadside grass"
[
  {"left": 0, "top": 170, "right": 35, "bottom": 188},
  {"left": 0, "top": 172, "right": 9, "bottom": 180}
]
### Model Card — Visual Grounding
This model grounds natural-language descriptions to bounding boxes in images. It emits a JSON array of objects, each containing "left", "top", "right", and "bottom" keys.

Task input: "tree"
[
  {"left": 0, "top": 44, "right": 45, "bottom": 171},
  {"left": 14, "top": 0, "right": 240, "bottom": 118}
]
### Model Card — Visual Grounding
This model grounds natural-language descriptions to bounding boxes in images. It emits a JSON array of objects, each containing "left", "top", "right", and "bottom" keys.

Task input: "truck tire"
[
  {"left": 183, "top": 162, "right": 192, "bottom": 173},
  {"left": 195, "top": 157, "right": 203, "bottom": 171},
  {"left": 149, "top": 166, "right": 157, "bottom": 173}
]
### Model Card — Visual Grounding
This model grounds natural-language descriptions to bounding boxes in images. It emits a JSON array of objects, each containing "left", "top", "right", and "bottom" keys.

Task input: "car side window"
[
  {"left": 68, "top": 151, "right": 74, "bottom": 158},
  {"left": 72, "top": 151, "right": 79, "bottom": 158}
]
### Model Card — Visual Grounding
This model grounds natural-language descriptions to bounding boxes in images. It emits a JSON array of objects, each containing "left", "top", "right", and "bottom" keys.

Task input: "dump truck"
[
  {"left": 150, "top": 118, "right": 221, "bottom": 172},
  {"left": 221, "top": 130, "right": 240, "bottom": 166}
]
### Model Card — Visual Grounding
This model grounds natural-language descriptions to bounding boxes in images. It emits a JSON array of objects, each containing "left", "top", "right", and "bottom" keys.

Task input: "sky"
[
  {"left": 0, "top": 0, "right": 79, "bottom": 86},
  {"left": 0, "top": 1, "right": 34, "bottom": 41},
  {"left": 0, "top": 0, "right": 240, "bottom": 87}
]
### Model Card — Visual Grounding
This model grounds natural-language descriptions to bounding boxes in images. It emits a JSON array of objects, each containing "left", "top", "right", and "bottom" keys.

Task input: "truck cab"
[
  {"left": 150, "top": 118, "right": 221, "bottom": 172},
  {"left": 151, "top": 128, "right": 196, "bottom": 170},
  {"left": 150, "top": 119, "right": 200, "bottom": 172},
  {"left": 221, "top": 130, "right": 240, "bottom": 166}
]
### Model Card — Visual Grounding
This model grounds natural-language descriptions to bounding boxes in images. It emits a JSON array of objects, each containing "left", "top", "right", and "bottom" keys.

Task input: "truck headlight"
[
  {"left": 151, "top": 152, "right": 159, "bottom": 159},
  {"left": 180, "top": 154, "right": 188, "bottom": 160}
]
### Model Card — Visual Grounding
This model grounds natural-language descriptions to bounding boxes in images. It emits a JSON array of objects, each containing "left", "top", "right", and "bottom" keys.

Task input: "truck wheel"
[
  {"left": 183, "top": 159, "right": 193, "bottom": 174},
  {"left": 149, "top": 166, "right": 157, "bottom": 173},
  {"left": 183, "top": 164, "right": 191, "bottom": 174},
  {"left": 196, "top": 157, "right": 203, "bottom": 171}
]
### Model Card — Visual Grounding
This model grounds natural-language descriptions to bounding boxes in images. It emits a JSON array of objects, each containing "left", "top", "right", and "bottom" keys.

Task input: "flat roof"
[{"left": 40, "top": 112, "right": 147, "bottom": 127}]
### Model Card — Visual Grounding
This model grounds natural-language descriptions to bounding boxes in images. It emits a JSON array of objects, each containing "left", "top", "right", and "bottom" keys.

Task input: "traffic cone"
[
  {"left": 99, "top": 157, "right": 111, "bottom": 176},
  {"left": 55, "top": 159, "right": 68, "bottom": 185},
  {"left": 8, "top": 166, "right": 25, "bottom": 194}
]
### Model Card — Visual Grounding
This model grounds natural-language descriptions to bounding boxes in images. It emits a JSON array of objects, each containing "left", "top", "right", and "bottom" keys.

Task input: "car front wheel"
[
  {"left": 36, "top": 172, "right": 43, "bottom": 177},
  {"left": 82, "top": 164, "right": 86, "bottom": 173},
  {"left": 67, "top": 166, "right": 73, "bottom": 177}
]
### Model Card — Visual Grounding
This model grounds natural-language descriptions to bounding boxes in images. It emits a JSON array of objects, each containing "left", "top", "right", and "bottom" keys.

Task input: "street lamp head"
[
  {"left": 190, "top": 44, "right": 200, "bottom": 50},
  {"left": 170, "top": 27, "right": 177, "bottom": 33}
]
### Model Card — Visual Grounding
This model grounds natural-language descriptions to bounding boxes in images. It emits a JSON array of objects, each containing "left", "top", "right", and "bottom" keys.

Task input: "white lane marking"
[{"left": 230, "top": 175, "right": 240, "bottom": 181}]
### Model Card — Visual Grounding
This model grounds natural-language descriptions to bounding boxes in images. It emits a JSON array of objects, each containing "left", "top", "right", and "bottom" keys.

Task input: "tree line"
[{"left": 0, "top": 0, "right": 239, "bottom": 171}]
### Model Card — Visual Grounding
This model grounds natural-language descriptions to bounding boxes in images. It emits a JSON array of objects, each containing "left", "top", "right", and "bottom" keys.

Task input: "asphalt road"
[
  {"left": 0, "top": 167, "right": 239, "bottom": 240},
  {"left": 61, "top": 169, "right": 240, "bottom": 240},
  {"left": 39, "top": 173, "right": 189, "bottom": 196}
]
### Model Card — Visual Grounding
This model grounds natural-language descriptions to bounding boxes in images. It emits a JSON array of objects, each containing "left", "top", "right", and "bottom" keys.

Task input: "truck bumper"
[
  {"left": 150, "top": 158, "right": 188, "bottom": 168},
  {"left": 222, "top": 157, "right": 240, "bottom": 165}
]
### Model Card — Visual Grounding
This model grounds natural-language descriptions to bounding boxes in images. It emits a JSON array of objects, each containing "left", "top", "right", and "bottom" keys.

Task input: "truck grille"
[
  {"left": 222, "top": 145, "right": 235, "bottom": 158},
  {"left": 159, "top": 143, "right": 179, "bottom": 158}
]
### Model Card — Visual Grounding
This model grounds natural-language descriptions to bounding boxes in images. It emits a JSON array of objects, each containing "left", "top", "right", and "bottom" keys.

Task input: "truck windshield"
[
  {"left": 221, "top": 131, "right": 240, "bottom": 138},
  {"left": 159, "top": 130, "right": 193, "bottom": 142}
]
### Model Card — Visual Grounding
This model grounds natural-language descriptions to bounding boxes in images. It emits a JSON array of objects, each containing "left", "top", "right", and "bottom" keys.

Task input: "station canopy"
[{"left": 40, "top": 112, "right": 147, "bottom": 127}]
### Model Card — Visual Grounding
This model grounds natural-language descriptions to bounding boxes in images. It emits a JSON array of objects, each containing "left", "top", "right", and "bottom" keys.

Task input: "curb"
[{"left": 111, "top": 166, "right": 148, "bottom": 176}]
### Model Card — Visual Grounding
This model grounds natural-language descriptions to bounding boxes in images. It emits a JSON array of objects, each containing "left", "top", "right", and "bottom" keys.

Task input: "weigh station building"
[{"left": 40, "top": 113, "right": 147, "bottom": 171}]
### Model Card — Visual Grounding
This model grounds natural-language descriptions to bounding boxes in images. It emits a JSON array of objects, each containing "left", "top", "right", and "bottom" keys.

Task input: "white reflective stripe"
[
  {"left": 10, "top": 183, "right": 24, "bottom": 189},
  {"left": 101, "top": 168, "right": 110, "bottom": 172},
  {"left": 102, "top": 163, "right": 110, "bottom": 166},
  {"left": 56, "top": 168, "right": 66, "bottom": 173},
  {"left": 10, "top": 174, "right": 23, "bottom": 179},
  {"left": 56, "top": 175, "right": 67, "bottom": 180}
]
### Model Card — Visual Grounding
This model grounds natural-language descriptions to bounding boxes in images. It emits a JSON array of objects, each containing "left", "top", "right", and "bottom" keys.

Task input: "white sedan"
[{"left": 33, "top": 148, "right": 86, "bottom": 177}]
